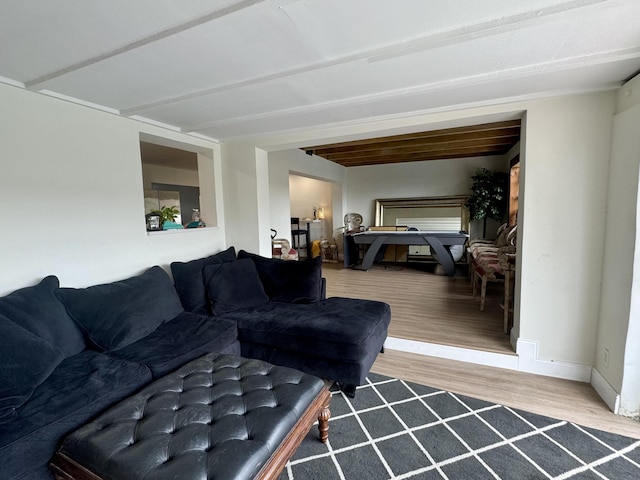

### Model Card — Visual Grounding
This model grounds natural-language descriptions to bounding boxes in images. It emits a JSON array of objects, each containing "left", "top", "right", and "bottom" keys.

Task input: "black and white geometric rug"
[{"left": 279, "top": 373, "right": 640, "bottom": 480}]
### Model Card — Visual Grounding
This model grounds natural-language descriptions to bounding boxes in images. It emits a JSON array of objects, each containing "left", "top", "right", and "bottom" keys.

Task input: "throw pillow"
[
  {"left": 0, "top": 275, "right": 85, "bottom": 357},
  {"left": 203, "top": 258, "right": 269, "bottom": 315},
  {"left": 238, "top": 250, "right": 323, "bottom": 303},
  {"left": 0, "top": 314, "right": 65, "bottom": 424},
  {"left": 57, "top": 266, "right": 184, "bottom": 351},
  {"left": 171, "top": 246, "right": 237, "bottom": 314}
]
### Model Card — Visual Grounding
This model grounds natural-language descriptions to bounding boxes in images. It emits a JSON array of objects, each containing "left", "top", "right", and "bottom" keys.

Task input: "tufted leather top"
[{"left": 57, "top": 353, "right": 325, "bottom": 480}]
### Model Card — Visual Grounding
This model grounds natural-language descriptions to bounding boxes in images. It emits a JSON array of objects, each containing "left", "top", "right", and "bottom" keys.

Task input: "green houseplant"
[
  {"left": 151, "top": 205, "right": 180, "bottom": 227},
  {"left": 466, "top": 168, "right": 508, "bottom": 238}
]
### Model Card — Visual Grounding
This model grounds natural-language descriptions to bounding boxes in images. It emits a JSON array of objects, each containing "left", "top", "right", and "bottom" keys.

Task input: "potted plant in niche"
[
  {"left": 466, "top": 168, "right": 508, "bottom": 238},
  {"left": 150, "top": 205, "right": 180, "bottom": 230}
]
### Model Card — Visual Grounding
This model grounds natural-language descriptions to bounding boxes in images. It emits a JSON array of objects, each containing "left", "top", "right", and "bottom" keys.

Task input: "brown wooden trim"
[
  {"left": 302, "top": 120, "right": 521, "bottom": 151},
  {"left": 313, "top": 130, "right": 521, "bottom": 156},
  {"left": 255, "top": 386, "right": 331, "bottom": 479},
  {"left": 327, "top": 143, "right": 516, "bottom": 165},
  {"left": 50, "top": 453, "right": 104, "bottom": 480},
  {"left": 340, "top": 151, "right": 507, "bottom": 167},
  {"left": 301, "top": 119, "right": 522, "bottom": 167}
]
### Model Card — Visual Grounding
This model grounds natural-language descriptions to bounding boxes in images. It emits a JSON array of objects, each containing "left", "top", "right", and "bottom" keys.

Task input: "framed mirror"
[{"left": 375, "top": 195, "right": 470, "bottom": 232}]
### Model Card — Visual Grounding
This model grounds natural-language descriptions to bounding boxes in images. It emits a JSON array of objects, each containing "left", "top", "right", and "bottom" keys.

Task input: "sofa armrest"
[{"left": 320, "top": 277, "right": 327, "bottom": 301}]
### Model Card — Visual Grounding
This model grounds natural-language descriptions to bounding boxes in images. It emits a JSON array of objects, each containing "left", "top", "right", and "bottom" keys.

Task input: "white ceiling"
[{"left": 2, "top": 0, "right": 639, "bottom": 145}]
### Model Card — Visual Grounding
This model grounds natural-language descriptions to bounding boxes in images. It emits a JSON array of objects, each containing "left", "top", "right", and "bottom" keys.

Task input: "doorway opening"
[{"left": 288, "top": 174, "right": 336, "bottom": 259}]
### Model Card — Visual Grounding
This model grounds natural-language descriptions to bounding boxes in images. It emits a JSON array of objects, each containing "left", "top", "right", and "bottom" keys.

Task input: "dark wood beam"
[{"left": 300, "top": 120, "right": 521, "bottom": 167}]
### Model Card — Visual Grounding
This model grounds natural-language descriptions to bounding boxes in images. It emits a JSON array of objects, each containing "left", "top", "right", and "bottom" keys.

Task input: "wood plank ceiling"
[{"left": 301, "top": 120, "right": 521, "bottom": 167}]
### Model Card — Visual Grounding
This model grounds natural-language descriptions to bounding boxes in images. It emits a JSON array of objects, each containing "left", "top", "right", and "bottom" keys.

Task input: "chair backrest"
[{"left": 291, "top": 217, "right": 300, "bottom": 228}]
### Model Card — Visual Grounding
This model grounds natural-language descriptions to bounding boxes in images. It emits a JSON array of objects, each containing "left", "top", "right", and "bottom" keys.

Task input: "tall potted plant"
[{"left": 466, "top": 168, "right": 508, "bottom": 237}]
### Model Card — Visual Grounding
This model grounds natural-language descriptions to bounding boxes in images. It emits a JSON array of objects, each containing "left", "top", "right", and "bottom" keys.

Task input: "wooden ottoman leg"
[
  {"left": 255, "top": 386, "right": 331, "bottom": 480},
  {"left": 318, "top": 402, "right": 331, "bottom": 443}
]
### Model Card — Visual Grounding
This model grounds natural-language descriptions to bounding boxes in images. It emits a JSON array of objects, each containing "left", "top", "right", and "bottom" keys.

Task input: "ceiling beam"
[
  {"left": 338, "top": 149, "right": 513, "bottom": 167},
  {"left": 308, "top": 122, "right": 521, "bottom": 152},
  {"left": 302, "top": 120, "right": 521, "bottom": 167},
  {"left": 25, "top": 0, "right": 268, "bottom": 89},
  {"left": 122, "top": 1, "right": 607, "bottom": 116},
  {"left": 321, "top": 139, "right": 518, "bottom": 161}
]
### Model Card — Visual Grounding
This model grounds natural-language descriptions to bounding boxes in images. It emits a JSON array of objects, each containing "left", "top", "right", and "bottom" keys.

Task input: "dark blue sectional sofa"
[{"left": 0, "top": 247, "right": 390, "bottom": 479}]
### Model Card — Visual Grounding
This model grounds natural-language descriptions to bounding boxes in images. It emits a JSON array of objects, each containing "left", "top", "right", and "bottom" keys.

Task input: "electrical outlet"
[{"left": 604, "top": 348, "right": 610, "bottom": 368}]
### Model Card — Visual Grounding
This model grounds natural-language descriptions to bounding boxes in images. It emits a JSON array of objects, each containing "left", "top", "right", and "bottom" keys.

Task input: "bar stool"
[{"left": 291, "top": 217, "right": 310, "bottom": 258}]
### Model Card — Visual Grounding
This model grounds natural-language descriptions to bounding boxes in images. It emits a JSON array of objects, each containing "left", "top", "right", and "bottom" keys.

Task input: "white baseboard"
[
  {"left": 516, "top": 339, "right": 592, "bottom": 382},
  {"left": 385, "top": 337, "right": 597, "bottom": 388},
  {"left": 591, "top": 367, "right": 621, "bottom": 414},
  {"left": 385, "top": 336, "right": 519, "bottom": 371}
]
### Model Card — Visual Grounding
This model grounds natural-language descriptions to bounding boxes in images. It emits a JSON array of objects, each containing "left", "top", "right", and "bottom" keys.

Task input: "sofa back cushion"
[
  {"left": 0, "top": 314, "right": 65, "bottom": 424},
  {"left": 0, "top": 276, "right": 85, "bottom": 357},
  {"left": 203, "top": 258, "right": 269, "bottom": 315},
  {"left": 57, "top": 266, "right": 184, "bottom": 351},
  {"left": 171, "top": 246, "right": 236, "bottom": 314},
  {"left": 238, "top": 250, "right": 323, "bottom": 303}
]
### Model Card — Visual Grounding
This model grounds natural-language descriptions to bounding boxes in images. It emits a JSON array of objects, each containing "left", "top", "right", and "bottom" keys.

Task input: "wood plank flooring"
[
  {"left": 322, "top": 262, "right": 640, "bottom": 440},
  {"left": 323, "top": 262, "right": 513, "bottom": 355},
  {"left": 372, "top": 349, "right": 640, "bottom": 440}
]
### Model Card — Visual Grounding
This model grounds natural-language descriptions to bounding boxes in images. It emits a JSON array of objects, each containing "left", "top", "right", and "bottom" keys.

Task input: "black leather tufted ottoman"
[{"left": 50, "top": 353, "right": 331, "bottom": 480}]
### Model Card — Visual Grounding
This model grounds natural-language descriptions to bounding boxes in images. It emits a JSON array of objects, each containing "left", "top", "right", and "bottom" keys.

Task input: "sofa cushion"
[
  {"left": 57, "top": 266, "right": 184, "bottom": 351},
  {"left": 238, "top": 250, "right": 323, "bottom": 303},
  {"left": 0, "top": 314, "right": 65, "bottom": 424},
  {"left": 0, "top": 276, "right": 85, "bottom": 357},
  {"left": 226, "top": 296, "right": 391, "bottom": 365},
  {"left": 203, "top": 258, "right": 269, "bottom": 315},
  {"left": 108, "top": 312, "right": 240, "bottom": 377},
  {"left": 171, "top": 246, "right": 237, "bottom": 314},
  {"left": 0, "top": 350, "right": 151, "bottom": 480}
]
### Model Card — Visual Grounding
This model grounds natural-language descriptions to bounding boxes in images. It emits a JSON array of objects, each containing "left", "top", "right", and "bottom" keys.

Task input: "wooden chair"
[
  {"left": 472, "top": 245, "right": 516, "bottom": 333},
  {"left": 472, "top": 254, "right": 503, "bottom": 312},
  {"left": 468, "top": 224, "right": 516, "bottom": 282},
  {"left": 291, "top": 217, "right": 310, "bottom": 258},
  {"left": 499, "top": 250, "right": 517, "bottom": 334}
]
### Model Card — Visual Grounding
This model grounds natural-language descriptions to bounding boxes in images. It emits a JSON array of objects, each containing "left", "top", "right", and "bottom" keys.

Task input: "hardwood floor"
[
  {"left": 372, "top": 349, "right": 640, "bottom": 440},
  {"left": 322, "top": 262, "right": 640, "bottom": 440},
  {"left": 323, "top": 261, "right": 512, "bottom": 355}
]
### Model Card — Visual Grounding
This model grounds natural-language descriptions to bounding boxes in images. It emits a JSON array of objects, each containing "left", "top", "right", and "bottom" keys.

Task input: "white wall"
[
  {"left": 290, "top": 175, "right": 334, "bottom": 229},
  {"left": 0, "top": 83, "right": 226, "bottom": 293},
  {"left": 518, "top": 92, "right": 615, "bottom": 366},
  {"left": 141, "top": 163, "right": 199, "bottom": 189},
  {"left": 595, "top": 73, "right": 640, "bottom": 417},
  {"left": 268, "top": 149, "right": 345, "bottom": 248},
  {"left": 596, "top": 96, "right": 639, "bottom": 392},
  {"left": 220, "top": 143, "right": 272, "bottom": 256},
  {"left": 197, "top": 151, "right": 220, "bottom": 227}
]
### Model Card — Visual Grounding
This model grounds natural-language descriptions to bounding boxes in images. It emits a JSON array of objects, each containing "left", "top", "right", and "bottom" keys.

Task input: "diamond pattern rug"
[{"left": 279, "top": 373, "right": 640, "bottom": 480}]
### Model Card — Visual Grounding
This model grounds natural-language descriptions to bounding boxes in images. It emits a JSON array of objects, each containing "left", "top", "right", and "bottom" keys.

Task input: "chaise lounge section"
[{"left": 171, "top": 248, "right": 391, "bottom": 394}]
